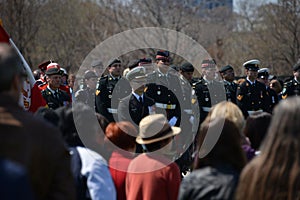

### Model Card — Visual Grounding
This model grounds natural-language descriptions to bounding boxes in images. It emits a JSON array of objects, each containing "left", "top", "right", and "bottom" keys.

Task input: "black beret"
[
  {"left": 293, "top": 63, "right": 300, "bottom": 72},
  {"left": 219, "top": 65, "right": 233, "bottom": 73},
  {"left": 138, "top": 58, "right": 152, "bottom": 65},
  {"left": 156, "top": 50, "right": 170, "bottom": 60},
  {"left": 181, "top": 62, "right": 194, "bottom": 72},
  {"left": 107, "top": 58, "right": 121, "bottom": 67}
]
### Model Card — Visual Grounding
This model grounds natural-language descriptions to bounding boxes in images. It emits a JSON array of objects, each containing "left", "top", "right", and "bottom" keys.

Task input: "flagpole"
[{"left": 9, "top": 38, "right": 35, "bottom": 86}]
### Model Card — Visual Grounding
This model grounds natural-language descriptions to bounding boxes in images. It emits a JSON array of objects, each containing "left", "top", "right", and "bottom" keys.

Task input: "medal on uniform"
[{"left": 157, "top": 91, "right": 161, "bottom": 95}]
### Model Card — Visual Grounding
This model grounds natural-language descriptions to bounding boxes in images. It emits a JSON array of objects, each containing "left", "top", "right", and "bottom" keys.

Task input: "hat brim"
[{"left": 136, "top": 126, "right": 181, "bottom": 145}]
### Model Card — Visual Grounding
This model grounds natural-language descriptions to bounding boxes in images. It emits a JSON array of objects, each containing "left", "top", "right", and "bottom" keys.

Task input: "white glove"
[{"left": 168, "top": 116, "right": 178, "bottom": 126}]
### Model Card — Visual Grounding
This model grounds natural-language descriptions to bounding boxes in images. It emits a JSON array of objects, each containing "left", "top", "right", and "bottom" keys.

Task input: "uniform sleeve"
[
  {"left": 236, "top": 84, "right": 248, "bottom": 118},
  {"left": 95, "top": 80, "right": 106, "bottom": 114},
  {"left": 87, "top": 161, "right": 116, "bottom": 200}
]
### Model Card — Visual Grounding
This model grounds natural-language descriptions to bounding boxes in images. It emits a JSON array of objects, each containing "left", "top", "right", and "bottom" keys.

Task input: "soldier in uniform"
[
  {"left": 257, "top": 68, "right": 278, "bottom": 113},
  {"left": 193, "top": 59, "right": 226, "bottom": 123},
  {"left": 41, "top": 63, "right": 71, "bottom": 110},
  {"left": 219, "top": 65, "right": 238, "bottom": 104},
  {"left": 236, "top": 59, "right": 268, "bottom": 118},
  {"left": 145, "top": 50, "right": 183, "bottom": 127},
  {"left": 281, "top": 62, "right": 300, "bottom": 99},
  {"left": 75, "top": 70, "right": 98, "bottom": 109},
  {"left": 118, "top": 66, "right": 155, "bottom": 128},
  {"left": 95, "top": 58, "right": 131, "bottom": 122}
]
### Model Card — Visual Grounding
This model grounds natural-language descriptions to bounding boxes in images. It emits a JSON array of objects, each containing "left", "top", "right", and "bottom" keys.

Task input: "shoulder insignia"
[
  {"left": 191, "top": 98, "right": 197, "bottom": 104},
  {"left": 237, "top": 95, "right": 243, "bottom": 101},
  {"left": 144, "top": 87, "right": 148, "bottom": 92},
  {"left": 282, "top": 94, "right": 287, "bottom": 99},
  {"left": 96, "top": 90, "right": 100, "bottom": 96}
]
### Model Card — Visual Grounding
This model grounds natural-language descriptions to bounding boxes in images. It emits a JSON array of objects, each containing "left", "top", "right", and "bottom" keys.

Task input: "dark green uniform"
[
  {"left": 41, "top": 88, "right": 70, "bottom": 110},
  {"left": 281, "top": 79, "right": 300, "bottom": 99},
  {"left": 95, "top": 74, "right": 131, "bottom": 122},
  {"left": 236, "top": 80, "right": 268, "bottom": 118},
  {"left": 193, "top": 78, "right": 226, "bottom": 123}
]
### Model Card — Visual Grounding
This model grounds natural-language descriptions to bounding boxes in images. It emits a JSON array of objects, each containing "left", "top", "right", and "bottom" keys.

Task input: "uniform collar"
[
  {"left": 47, "top": 85, "right": 59, "bottom": 94},
  {"left": 132, "top": 92, "right": 144, "bottom": 101},
  {"left": 246, "top": 77, "right": 255, "bottom": 85},
  {"left": 109, "top": 73, "right": 120, "bottom": 80}
]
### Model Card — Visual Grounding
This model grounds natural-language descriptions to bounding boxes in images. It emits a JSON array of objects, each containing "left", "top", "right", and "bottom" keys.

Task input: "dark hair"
[
  {"left": 194, "top": 118, "right": 247, "bottom": 172},
  {"left": 0, "top": 43, "right": 24, "bottom": 92},
  {"left": 55, "top": 105, "right": 83, "bottom": 147},
  {"left": 243, "top": 112, "right": 271, "bottom": 150},
  {"left": 236, "top": 97, "right": 300, "bottom": 200},
  {"left": 34, "top": 107, "right": 59, "bottom": 126},
  {"left": 105, "top": 121, "right": 136, "bottom": 151}
]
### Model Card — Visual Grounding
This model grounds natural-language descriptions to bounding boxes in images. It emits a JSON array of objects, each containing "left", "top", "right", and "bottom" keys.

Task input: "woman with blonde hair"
[
  {"left": 236, "top": 97, "right": 300, "bottom": 200},
  {"left": 205, "top": 101, "right": 255, "bottom": 160}
]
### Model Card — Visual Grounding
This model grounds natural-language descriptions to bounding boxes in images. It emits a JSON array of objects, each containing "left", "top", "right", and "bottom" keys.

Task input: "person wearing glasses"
[{"left": 75, "top": 70, "right": 98, "bottom": 109}]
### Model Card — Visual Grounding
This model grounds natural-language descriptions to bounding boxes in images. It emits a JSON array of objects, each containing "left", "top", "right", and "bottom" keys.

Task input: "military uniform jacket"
[
  {"left": 95, "top": 75, "right": 130, "bottom": 122},
  {"left": 282, "top": 78, "right": 300, "bottom": 99},
  {"left": 236, "top": 80, "right": 268, "bottom": 118},
  {"left": 41, "top": 87, "right": 70, "bottom": 110},
  {"left": 145, "top": 71, "right": 183, "bottom": 126},
  {"left": 265, "top": 87, "right": 278, "bottom": 113},
  {"left": 224, "top": 81, "right": 238, "bottom": 104},
  {"left": 193, "top": 78, "right": 226, "bottom": 123},
  {"left": 118, "top": 94, "right": 155, "bottom": 128},
  {"left": 75, "top": 87, "right": 95, "bottom": 109}
]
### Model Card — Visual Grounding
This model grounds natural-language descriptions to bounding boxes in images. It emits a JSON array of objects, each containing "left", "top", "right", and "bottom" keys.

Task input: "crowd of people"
[{"left": 1, "top": 41, "right": 300, "bottom": 200}]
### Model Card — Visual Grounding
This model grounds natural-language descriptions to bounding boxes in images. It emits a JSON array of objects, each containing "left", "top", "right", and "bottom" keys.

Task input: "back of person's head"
[
  {"left": 0, "top": 43, "right": 24, "bottom": 93},
  {"left": 243, "top": 112, "right": 271, "bottom": 150},
  {"left": 206, "top": 101, "right": 245, "bottom": 131},
  {"left": 55, "top": 105, "right": 83, "bottom": 147},
  {"left": 34, "top": 107, "right": 60, "bottom": 127},
  {"left": 269, "top": 79, "right": 282, "bottom": 94},
  {"left": 236, "top": 97, "right": 300, "bottom": 200},
  {"left": 194, "top": 117, "right": 247, "bottom": 172},
  {"left": 105, "top": 121, "right": 137, "bottom": 151}
]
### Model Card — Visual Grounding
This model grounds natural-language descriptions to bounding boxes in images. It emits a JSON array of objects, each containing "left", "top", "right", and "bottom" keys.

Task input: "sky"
[{"left": 233, "top": 0, "right": 278, "bottom": 13}]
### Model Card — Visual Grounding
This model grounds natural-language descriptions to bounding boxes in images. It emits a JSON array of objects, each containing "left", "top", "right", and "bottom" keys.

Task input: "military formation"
[{"left": 28, "top": 49, "right": 300, "bottom": 173}]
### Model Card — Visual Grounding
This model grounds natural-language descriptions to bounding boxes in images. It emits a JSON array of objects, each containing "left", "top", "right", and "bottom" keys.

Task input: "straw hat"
[{"left": 136, "top": 114, "right": 181, "bottom": 145}]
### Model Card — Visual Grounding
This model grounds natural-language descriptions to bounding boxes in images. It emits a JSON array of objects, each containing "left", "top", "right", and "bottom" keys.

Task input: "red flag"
[
  {"left": 0, "top": 22, "right": 9, "bottom": 43},
  {"left": 0, "top": 20, "right": 35, "bottom": 111}
]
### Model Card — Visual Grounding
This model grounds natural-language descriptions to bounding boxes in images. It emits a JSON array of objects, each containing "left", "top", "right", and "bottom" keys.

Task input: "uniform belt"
[
  {"left": 107, "top": 108, "right": 118, "bottom": 114},
  {"left": 202, "top": 107, "right": 211, "bottom": 112},
  {"left": 155, "top": 103, "right": 176, "bottom": 109},
  {"left": 184, "top": 109, "right": 193, "bottom": 115},
  {"left": 247, "top": 109, "right": 263, "bottom": 115}
]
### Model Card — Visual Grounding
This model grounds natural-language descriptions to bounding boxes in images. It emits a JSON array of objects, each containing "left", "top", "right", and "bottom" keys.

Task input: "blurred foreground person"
[
  {"left": 126, "top": 114, "right": 181, "bottom": 200},
  {"left": 0, "top": 43, "right": 75, "bottom": 199},
  {"left": 205, "top": 101, "right": 255, "bottom": 161},
  {"left": 236, "top": 97, "right": 300, "bottom": 200},
  {"left": 178, "top": 118, "right": 247, "bottom": 200},
  {"left": 105, "top": 122, "right": 137, "bottom": 200},
  {"left": 55, "top": 103, "right": 116, "bottom": 200}
]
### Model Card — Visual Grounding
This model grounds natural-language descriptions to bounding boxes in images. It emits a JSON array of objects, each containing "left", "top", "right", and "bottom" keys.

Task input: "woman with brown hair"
[
  {"left": 236, "top": 97, "right": 300, "bottom": 200},
  {"left": 178, "top": 117, "right": 247, "bottom": 200},
  {"left": 105, "top": 121, "right": 137, "bottom": 200}
]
